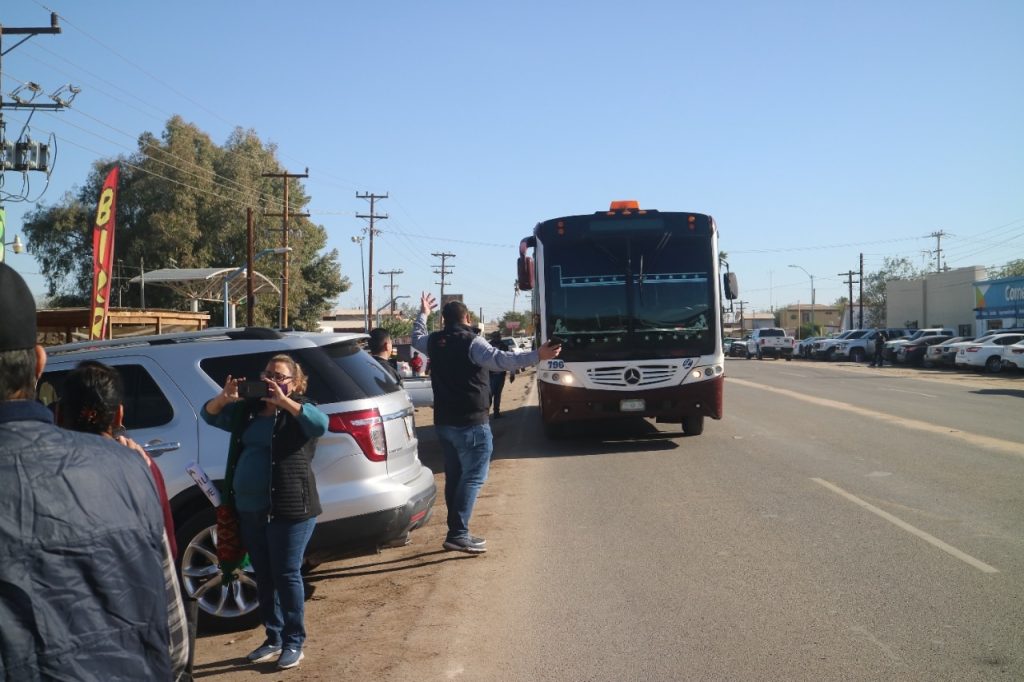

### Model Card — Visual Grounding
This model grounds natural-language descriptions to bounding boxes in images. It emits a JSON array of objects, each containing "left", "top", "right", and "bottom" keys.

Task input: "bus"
[{"left": 517, "top": 200, "right": 738, "bottom": 437}]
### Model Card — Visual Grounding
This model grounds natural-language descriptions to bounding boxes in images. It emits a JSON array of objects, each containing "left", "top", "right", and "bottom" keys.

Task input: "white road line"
[
  {"left": 780, "top": 372, "right": 808, "bottom": 378},
  {"left": 811, "top": 478, "right": 999, "bottom": 574},
  {"left": 728, "top": 376, "right": 1024, "bottom": 459},
  {"left": 880, "top": 387, "right": 937, "bottom": 398}
]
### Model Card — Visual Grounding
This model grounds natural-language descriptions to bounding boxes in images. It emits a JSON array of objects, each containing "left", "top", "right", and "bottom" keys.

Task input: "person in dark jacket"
[
  {"left": 202, "top": 354, "right": 327, "bottom": 671},
  {"left": 0, "top": 263, "right": 186, "bottom": 681},
  {"left": 57, "top": 359, "right": 178, "bottom": 559},
  {"left": 368, "top": 327, "right": 403, "bottom": 385},
  {"left": 411, "top": 292, "right": 560, "bottom": 553},
  {"left": 487, "top": 331, "right": 510, "bottom": 418},
  {"left": 871, "top": 329, "right": 888, "bottom": 367}
]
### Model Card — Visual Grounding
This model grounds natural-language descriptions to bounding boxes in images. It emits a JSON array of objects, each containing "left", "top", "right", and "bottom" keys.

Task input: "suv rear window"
[
  {"left": 200, "top": 340, "right": 401, "bottom": 405},
  {"left": 759, "top": 329, "right": 784, "bottom": 337}
]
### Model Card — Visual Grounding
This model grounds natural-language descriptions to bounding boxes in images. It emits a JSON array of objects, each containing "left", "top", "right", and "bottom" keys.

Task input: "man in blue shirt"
[{"left": 411, "top": 292, "right": 560, "bottom": 553}]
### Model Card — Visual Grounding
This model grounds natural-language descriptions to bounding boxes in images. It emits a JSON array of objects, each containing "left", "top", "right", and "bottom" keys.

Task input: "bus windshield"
[{"left": 543, "top": 226, "right": 715, "bottom": 361}]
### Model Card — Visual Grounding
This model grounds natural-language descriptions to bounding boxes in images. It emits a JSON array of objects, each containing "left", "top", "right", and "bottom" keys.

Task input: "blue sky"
[{"left": 2, "top": 0, "right": 1022, "bottom": 321}]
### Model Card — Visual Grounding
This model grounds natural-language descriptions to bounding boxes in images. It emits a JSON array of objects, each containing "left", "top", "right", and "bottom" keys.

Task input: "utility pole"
[
  {"left": 378, "top": 268, "right": 403, "bottom": 315},
  {"left": 432, "top": 252, "right": 455, "bottom": 330},
  {"left": 736, "top": 300, "right": 750, "bottom": 333},
  {"left": 928, "top": 230, "right": 947, "bottom": 273},
  {"left": 351, "top": 235, "right": 367, "bottom": 331},
  {"left": 1, "top": 12, "right": 72, "bottom": 260},
  {"left": 839, "top": 270, "right": 859, "bottom": 329},
  {"left": 263, "top": 169, "right": 309, "bottom": 328},
  {"left": 859, "top": 253, "right": 864, "bottom": 330},
  {"left": 357, "top": 192, "right": 388, "bottom": 326}
]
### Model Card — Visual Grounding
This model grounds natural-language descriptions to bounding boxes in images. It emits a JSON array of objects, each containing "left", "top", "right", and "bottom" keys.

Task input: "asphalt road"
[
  {"left": 194, "top": 361, "right": 1024, "bottom": 681},
  {"left": 386, "top": 359, "right": 1024, "bottom": 681}
]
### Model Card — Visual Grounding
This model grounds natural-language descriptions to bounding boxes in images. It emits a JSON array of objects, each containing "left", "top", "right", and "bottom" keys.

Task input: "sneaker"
[
  {"left": 277, "top": 647, "right": 304, "bottom": 670},
  {"left": 246, "top": 641, "right": 282, "bottom": 664},
  {"left": 443, "top": 536, "right": 487, "bottom": 554}
]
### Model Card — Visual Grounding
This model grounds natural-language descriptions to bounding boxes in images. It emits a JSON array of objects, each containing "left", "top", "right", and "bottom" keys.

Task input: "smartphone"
[
  {"left": 547, "top": 335, "right": 565, "bottom": 347},
  {"left": 237, "top": 380, "right": 269, "bottom": 400}
]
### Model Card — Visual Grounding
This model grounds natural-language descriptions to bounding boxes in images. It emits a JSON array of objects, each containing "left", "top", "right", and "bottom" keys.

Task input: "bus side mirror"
[
  {"left": 517, "top": 256, "right": 535, "bottom": 291},
  {"left": 517, "top": 237, "right": 536, "bottom": 291},
  {"left": 723, "top": 272, "right": 738, "bottom": 300}
]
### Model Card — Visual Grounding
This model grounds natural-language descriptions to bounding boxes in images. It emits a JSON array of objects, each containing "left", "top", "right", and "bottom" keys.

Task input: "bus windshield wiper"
[{"left": 638, "top": 253, "right": 645, "bottom": 304}]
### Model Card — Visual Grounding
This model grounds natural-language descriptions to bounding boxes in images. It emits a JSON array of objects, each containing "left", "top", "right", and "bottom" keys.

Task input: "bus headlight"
[
  {"left": 681, "top": 365, "right": 723, "bottom": 384},
  {"left": 542, "top": 370, "right": 576, "bottom": 385}
]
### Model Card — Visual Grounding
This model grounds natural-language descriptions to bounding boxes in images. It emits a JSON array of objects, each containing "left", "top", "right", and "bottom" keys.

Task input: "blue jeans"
[
  {"left": 238, "top": 511, "right": 316, "bottom": 649},
  {"left": 436, "top": 423, "right": 493, "bottom": 541}
]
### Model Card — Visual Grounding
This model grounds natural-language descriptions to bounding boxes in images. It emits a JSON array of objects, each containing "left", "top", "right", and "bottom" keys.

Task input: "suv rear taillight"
[
  {"left": 965, "top": 346, "right": 981, "bottom": 353},
  {"left": 328, "top": 408, "right": 387, "bottom": 462}
]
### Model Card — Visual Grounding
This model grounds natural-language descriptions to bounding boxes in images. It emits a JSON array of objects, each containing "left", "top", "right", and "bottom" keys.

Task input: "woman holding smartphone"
[{"left": 201, "top": 354, "right": 327, "bottom": 671}]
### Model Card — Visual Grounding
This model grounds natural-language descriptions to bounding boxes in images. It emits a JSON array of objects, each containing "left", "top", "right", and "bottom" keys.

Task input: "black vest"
[{"left": 427, "top": 324, "right": 490, "bottom": 426}]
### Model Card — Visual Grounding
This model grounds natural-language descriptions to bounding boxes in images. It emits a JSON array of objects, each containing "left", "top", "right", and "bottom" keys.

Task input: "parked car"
[
  {"left": 883, "top": 328, "right": 954, "bottom": 361},
  {"left": 794, "top": 336, "right": 824, "bottom": 359},
  {"left": 1002, "top": 339, "right": 1024, "bottom": 371},
  {"left": 813, "top": 330, "right": 863, "bottom": 360},
  {"left": 745, "top": 327, "right": 794, "bottom": 360},
  {"left": 924, "top": 336, "right": 974, "bottom": 368},
  {"left": 730, "top": 335, "right": 752, "bottom": 358},
  {"left": 723, "top": 336, "right": 742, "bottom": 354},
  {"left": 896, "top": 334, "right": 950, "bottom": 366},
  {"left": 833, "top": 328, "right": 909, "bottom": 363},
  {"left": 37, "top": 328, "right": 437, "bottom": 630},
  {"left": 955, "top": 333, "right": 1024, "bottom": 372}
]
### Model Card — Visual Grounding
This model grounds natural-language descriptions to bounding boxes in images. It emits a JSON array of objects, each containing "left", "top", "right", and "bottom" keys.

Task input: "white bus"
[{"left": 517, "top": 201, "right": 737, "bottom": 437}]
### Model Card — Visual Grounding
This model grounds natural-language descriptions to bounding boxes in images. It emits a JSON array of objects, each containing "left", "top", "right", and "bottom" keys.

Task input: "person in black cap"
[{"left": 0, "top": 263, "right": 188, "bottom": 680}]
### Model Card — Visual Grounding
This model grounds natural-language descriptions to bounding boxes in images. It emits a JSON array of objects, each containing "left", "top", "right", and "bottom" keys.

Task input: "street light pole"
[
  {"left": 223, "top": 247, "right": 292, "bottom": 327},
  {"left": 789, "top": 264, "right": 815, "bottom": 336}
]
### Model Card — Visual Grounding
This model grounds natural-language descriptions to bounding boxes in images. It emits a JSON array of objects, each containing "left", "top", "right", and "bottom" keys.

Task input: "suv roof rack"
[{"left": 47, "top": 326, "right": 285, "bottom": 356}]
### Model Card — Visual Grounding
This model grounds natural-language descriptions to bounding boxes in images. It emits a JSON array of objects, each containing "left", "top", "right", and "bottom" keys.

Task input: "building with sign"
[{"left": 973, "top": 275, "right": 1024, "bottom": 333}]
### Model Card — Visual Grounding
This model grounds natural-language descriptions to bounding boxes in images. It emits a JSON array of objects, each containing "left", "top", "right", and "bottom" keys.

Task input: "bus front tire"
[{"left": 681, "top": 415, "right": 704, "bottom": 436}]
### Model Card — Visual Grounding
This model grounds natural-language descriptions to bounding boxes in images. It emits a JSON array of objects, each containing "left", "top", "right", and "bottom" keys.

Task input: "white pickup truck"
[{"left": 745, "top": 327, "right": 795, "bottom": 360}]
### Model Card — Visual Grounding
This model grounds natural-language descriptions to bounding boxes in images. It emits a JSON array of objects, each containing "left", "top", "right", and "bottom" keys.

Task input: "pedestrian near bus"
[
  {"left": 201, "top": 354, "right": 328, "bottom": 670},
  {"left": 872, "top": 329, "right": 888, "bottom": 367},
  {"left": 487, "top": 331, "right": 511, "bottom": 418},
  {"left": 0, "top": 263, "right": 187, "bottom": 681},
  {"left": 411, "top": 292, "right": 561, "bottom": 553}
]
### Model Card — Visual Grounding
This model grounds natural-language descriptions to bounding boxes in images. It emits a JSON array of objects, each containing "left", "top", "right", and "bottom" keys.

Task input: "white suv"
[{"left": 38, "top": 328, "right": 436, "bottom": 629}]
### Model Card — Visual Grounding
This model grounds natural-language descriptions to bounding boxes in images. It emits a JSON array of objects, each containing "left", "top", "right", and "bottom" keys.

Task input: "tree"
[
  {"left": 499, "top": 310, "right": 531, "bottom": 336},
  {"left": 861, "top": 257, "right": 922, "bottom": 327},
  {"left": 22, "top": 116, "right": 348, "bottom": 329},
  {"left": 990, "top": 259, "right": 1024, "bottom": 280}
]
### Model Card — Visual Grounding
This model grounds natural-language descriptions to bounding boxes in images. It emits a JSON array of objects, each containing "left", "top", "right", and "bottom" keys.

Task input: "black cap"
[{"left": 0, "top": 263, "right": 38, "bottom": 351}]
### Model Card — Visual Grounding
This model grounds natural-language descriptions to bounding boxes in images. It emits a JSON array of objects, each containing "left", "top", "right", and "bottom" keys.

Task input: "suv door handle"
[{"left": 142, "top": 440, "right": 181, "bottom": 457}]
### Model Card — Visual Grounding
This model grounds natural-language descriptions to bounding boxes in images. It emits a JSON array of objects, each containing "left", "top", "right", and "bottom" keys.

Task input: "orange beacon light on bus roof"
[{"left": 609, "top": 200, "right": 640, "bottom": 211}]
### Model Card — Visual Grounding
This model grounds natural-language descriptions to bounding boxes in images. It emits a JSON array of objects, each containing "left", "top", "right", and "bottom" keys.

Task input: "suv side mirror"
[{"left": 723, "top": 272, "right": 738, "bottom": 300}]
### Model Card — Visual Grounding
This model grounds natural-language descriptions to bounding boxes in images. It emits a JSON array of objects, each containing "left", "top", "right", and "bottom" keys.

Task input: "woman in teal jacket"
[{"left": 202, "top": 354, "right": 327, "bottom": 671}]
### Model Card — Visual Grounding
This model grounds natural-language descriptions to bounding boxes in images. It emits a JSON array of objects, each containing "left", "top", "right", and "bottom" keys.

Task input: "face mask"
[{"left": 276, "top": 382, "right": 291, "bottom": 395}]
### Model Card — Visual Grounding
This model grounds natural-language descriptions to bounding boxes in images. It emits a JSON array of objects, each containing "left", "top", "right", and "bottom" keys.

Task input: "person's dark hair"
[
  {"left": 0, "top": 348, "right": 38, "bottom": 400},
  {"left": 442, "top": 300, "right": 469, "bottom": 329},
  {"left": 368, "top": 328, "right": 392, "bottom": 354},
  {"left": 58, "top": 360, "right": 124, "bottom": 435}
]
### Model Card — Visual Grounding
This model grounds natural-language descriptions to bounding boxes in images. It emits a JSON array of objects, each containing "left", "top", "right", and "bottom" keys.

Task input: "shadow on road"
[
  {"left": 415, "top": 404, "right": 682, "bottom": 468},
  {"left": 970, "top": 388, "right": 1024, "bottom": 398}
]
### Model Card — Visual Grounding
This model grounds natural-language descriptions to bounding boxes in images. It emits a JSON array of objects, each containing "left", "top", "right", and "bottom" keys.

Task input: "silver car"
[{"left": 38, "top": 328, "right": 436, "bottom": 629}]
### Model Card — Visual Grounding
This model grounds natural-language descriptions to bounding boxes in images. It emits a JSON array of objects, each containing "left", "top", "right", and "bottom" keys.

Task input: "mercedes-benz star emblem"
[{"left": 623, "top": 368, "right": 641, "bottom": 385}]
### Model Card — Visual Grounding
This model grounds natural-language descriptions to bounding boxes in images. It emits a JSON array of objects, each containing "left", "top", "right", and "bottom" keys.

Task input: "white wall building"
[{"left": 886, "top": 266, "right": 986, "bottom": 336}]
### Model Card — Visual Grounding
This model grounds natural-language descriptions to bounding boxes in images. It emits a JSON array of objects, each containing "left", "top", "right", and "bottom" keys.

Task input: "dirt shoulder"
[{"left": 191, "top": 370, "right": 539, "bottom": 680}]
